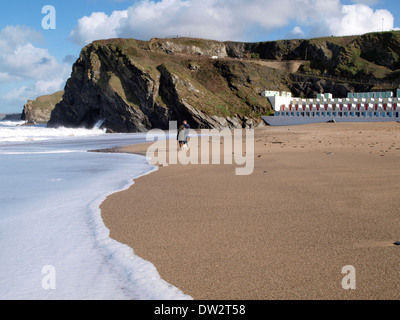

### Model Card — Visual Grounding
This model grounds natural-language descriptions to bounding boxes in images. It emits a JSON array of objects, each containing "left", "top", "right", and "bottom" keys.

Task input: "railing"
[{"left": 291, "top": 72, "right": 399, "bottom": 88}]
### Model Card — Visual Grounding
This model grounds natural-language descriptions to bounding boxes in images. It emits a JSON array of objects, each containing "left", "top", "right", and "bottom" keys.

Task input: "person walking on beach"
[
  {"left": 177, "top": 125, "right": 186, "bottom": 151},
  {"left": 183, "top": 120, "right": 190, "bottom": 150}
]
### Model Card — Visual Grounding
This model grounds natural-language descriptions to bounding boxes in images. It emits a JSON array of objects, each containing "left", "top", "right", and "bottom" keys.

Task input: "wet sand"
[{"left": 101, "top": 122, "right": 400, "bottom": 300}]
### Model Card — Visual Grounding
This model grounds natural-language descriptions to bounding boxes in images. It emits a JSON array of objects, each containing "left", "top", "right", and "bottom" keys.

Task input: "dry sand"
[{"left": 100, "top": 122, "right": 400, "bottom": 300}]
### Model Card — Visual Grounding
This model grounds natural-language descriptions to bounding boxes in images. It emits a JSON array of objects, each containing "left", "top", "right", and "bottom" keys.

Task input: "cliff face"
[
  {"left": 48, "top": 32, "right": 400, "bottom": 132},
  {"left": 22, "top": 91, "right": 64, "bottom": 124},
  {"left": 48, "top": 38, "right": 279, "bottom": 132}
]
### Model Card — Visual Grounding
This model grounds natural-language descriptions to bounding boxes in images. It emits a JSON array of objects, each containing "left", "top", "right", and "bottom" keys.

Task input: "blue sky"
[{"left": 1, "top": 0, "right": 399, "bottom": 113}]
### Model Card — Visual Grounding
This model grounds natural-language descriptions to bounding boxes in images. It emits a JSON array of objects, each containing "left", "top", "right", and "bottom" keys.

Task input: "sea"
[{"left": 0, "top": 120, "right": 191, "bottom": 300}]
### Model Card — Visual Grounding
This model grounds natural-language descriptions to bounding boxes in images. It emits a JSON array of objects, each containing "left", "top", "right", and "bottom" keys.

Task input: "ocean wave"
[
  {"left": 0, "top": 123, "right": 106, "bottom": 143},
  {"left": 0, "top": 150, "right": 86, "bottom": 155}
]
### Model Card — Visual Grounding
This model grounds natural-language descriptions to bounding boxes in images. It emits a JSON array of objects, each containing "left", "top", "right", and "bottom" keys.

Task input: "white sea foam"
[
  {"left": 1, "top": 150, "right": 86, "bottom": 155},
  {"left": 0, "top": 122, "right": 191, "bottom": 300},
  {"left": 0, "top": 121, "right": 106, "bottom": 143}
]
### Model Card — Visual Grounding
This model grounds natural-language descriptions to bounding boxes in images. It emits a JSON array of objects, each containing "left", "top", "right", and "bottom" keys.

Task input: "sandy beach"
[{"left": 101, "top": 122, "right": 400, "bottom": 300}]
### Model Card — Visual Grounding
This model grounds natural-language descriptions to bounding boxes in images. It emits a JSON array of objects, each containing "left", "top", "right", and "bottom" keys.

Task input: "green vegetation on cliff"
[
  {"left": 85, "top": 37, "right": 283, "bottom": 120},
  {"left": 22, "top": 91, "right": 64, "bottom": 123},
  {"left": 301, "top": 31, "right": 400, "bottom": 81}
]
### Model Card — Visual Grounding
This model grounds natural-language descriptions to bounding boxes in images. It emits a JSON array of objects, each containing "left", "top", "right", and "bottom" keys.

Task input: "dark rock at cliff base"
[{"left": 1, "top": 113, "right": 22, "bottom": 121}]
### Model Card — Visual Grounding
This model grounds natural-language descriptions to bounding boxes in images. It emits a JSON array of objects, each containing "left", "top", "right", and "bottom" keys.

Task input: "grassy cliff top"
[
  {"left": 91, "top": 31, "right": 400, "bottom": 81},
  {"left": 29, "top": 91, "right": 64, "bottom": 110}
]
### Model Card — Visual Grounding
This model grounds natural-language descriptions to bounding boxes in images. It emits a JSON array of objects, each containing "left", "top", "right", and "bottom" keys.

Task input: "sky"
[{"left": 0, "top": 0, "right": 399, "bottom": 113}]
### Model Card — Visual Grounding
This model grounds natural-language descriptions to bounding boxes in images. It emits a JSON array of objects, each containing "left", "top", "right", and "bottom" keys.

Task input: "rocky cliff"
[
  {"left": 48, "top": 38, "right": 280, "bottom": 132},
  {"left": 0, "top": 113, "right": 21, "bottom": 121},
  {"left": 22, "top": 91, "right": 64, "bottom": 124},
  {"left": 48, "top": 32, "right": 400, "bottom": 132}
]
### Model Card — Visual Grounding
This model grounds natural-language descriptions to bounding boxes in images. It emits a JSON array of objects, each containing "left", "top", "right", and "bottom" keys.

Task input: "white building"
[
  {"left": 261, "top": 90, "right": 400, "bottom": 125},
  {"left": 261, "top": 90, "right": 292, "bottom": 111}
]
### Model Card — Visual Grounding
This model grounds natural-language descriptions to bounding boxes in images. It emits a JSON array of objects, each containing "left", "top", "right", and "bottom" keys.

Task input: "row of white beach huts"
[{"left": 261, "top": 89, "right": 400, "bottom": 118}]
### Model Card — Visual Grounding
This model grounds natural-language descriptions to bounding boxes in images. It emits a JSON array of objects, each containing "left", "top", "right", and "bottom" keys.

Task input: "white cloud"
[
  {"left": 2, "top": 43, "right": 61, "bottom": 80},
  {"left": 2, "top": 77, "right": 65, "bottom": 107},
  {"left": 0, "top": 25, "right": 70, "bottom": 112},
  {"left": 68, "top": 0, "right": 398, "bottom": 46},
  {"left": 0, "top": 72, "right": 19, "bottom": 83},
  {"left": 286, "top": 26, "right": 305, "bottom": 39},
  {"left": 329, "top": 4, "right": 394, "bottom": 36},
  {"left": 34, "top": 78, "right": 66, "bottom": 96},
  {"left": 69, "top": 10, "right": 128, "bottom": 45},
  {"left": 69, "top": 0, "right": 304, "bottom": 44},
  {"left": 0, "top": 25, "right": 44, "bottom": 52}
]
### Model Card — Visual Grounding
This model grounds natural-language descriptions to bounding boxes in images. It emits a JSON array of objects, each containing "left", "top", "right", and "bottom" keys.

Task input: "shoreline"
[{"left": 100, "top": 122, "right": 400, "bottom": 300}]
